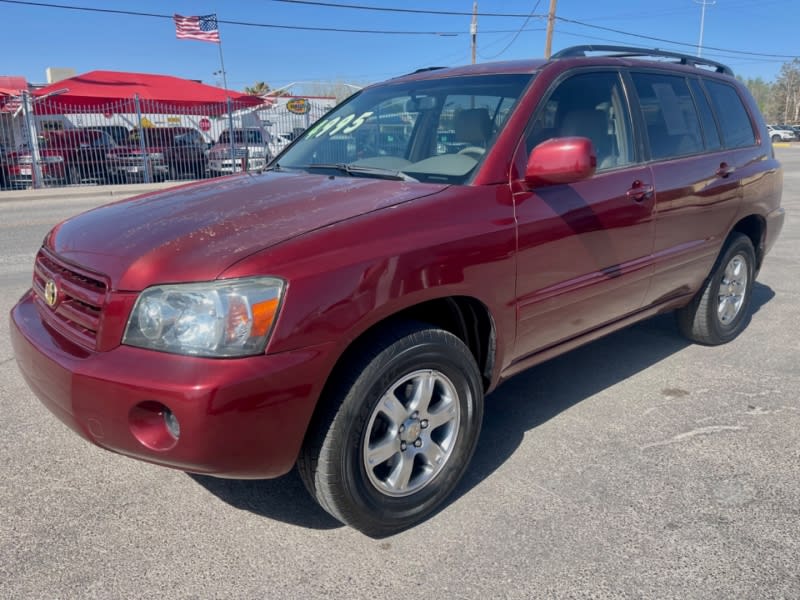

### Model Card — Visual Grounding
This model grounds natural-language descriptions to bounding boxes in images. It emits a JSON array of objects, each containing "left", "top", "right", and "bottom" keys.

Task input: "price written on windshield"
[{"left": 306, "top": 112, "right": 375, "bottom": 138}]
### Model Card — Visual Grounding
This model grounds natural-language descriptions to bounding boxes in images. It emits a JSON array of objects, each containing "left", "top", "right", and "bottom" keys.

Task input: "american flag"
[{"left": 173, "top": 14, "right": 220, "bottom": 43}]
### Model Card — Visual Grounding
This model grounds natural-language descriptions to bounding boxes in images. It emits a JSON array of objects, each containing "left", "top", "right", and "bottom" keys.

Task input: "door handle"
[
  {"left": 716, "top": 162, "right": 735, "bottom": 178},
  {"left": 626, "top": 181, "right": 654, "bottom": 202}
]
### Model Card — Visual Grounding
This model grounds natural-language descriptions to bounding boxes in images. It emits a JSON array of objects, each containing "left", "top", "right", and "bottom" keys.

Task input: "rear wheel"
[
  {"left": 677, "top": 233, "right": 755, "bottom": 345},
  {"left": 298, "top": 322, "right": 483, "bottom": 537}
]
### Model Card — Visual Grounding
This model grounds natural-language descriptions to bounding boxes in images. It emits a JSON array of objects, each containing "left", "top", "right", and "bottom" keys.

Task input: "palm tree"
[{"left": 244, "top": 81, "right": 271, "bottom": 96}]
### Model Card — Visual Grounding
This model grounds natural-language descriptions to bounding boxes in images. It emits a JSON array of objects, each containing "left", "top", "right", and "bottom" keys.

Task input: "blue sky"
[{"left": 2, "top": 0, "right": 797, "bottom": 91}]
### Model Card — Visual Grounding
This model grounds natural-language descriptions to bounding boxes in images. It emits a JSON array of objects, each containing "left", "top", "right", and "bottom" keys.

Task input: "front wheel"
[
  {"left": 298, "top": 323, "right": 484, "bottom": 537},
  {"left": 677, "top": 233, "right": 755, "bottom": 345},
  {"left": 771, "top": 134, "right": 781, "bottom": 143}
]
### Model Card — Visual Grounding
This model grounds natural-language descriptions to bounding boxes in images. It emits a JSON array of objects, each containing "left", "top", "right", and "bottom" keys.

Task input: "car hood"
[{"left": 47, "top": 171, "right": 448, "bottom": 290}]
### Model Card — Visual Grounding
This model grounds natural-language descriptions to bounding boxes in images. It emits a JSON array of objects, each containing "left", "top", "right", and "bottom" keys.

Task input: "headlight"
[
  {"left": 149, "top": 152, "right": 165, "bottom": 161},
  {"left": 123, "top": 277, "right": 284, "bottom": 357}
]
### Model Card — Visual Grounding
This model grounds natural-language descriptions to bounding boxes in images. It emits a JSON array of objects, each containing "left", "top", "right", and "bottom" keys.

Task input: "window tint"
[
  {"left": 632, "top": 73, "right": 704, "bottom": 160},
  {"left": 526, "top": 71, "right": 635, "bottom": 171},
  {"left": 703, "top": 81, "right": 756, "bottom": 148},
  {"left": 688, "top": 79, "right": 722, "bottom": 151}
]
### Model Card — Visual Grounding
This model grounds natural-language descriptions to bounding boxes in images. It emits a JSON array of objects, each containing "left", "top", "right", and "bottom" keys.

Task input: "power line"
[
  {"left": 266, "top": 0, "right": 800, "bottom": 59},
  {"left": 0, "top": 0, "right": 485, "bottom": 35},
  {"left": 480, "top": 1, "right": 543, "bottom": 60},
  {"left": 554, "top": 15, "right": 798, "bottom": 59},
  {"left": 2, "top": 0, "right": 798, "bottom": 60},
  {"left": 266, "top": 0, "right": 544, "bottom": 18}
]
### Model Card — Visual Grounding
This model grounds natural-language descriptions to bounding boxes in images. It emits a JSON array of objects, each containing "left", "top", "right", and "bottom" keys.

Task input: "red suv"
[
  {"left": 10, "top": 46, "right": 784, "bottom": 536},
  {"left": 7, "top": 129, "right": 117, "bottom": 187},
  {"left": 107, "top": 127, "right": 208, "bottom": 182}
]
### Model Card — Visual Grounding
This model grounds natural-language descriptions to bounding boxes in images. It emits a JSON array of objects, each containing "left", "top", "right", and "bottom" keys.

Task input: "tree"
[
  {"left": 772, "top": 59, "right": 800, "bottom": 124},
  {"left": 740, "top": 76, "right": 773, "bottom": 119},
  {"left": 244, "top": 81, "right": 271, "bottom": 96}
]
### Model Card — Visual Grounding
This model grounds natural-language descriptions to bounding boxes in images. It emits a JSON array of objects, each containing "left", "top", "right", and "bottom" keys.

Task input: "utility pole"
[
  {"left": 544, "top": 0, "right": 558, "bottom": 59},
  {"left": 471, "top": 1, "right": 478, "bottom": 65},
  {"left": 694, "top": 0, "right": 716, "bottom": 58}
]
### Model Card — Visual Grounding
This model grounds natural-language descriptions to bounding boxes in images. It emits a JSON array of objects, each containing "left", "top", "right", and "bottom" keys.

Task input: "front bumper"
[
  {"left": 208, "top": 157, "right": 267, "bottom": 174},
  {"left": 10, "top": 290, "right": 333, "bottom": 479},
  {"left": 108, "top": 163, "right": 169, "bottom": 179}
]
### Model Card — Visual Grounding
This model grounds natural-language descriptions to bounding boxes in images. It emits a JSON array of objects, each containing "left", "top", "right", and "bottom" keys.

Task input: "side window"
[
  {"left": 688, "top": 79, "right": 722, "bottom": 151},
  {"left": 631, "top": 72, "right": 704, "bottom": 160},
  {"left": 525, "top": 71, "right": 635, "bottom": 171},
  {"left": 703, "top": 80, "right": 757, "bottom": 148}
]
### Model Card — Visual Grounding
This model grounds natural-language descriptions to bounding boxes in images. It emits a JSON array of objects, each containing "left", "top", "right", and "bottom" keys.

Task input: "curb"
[{"left": 0, "top": 181, "right": 187, "bottom": 202}]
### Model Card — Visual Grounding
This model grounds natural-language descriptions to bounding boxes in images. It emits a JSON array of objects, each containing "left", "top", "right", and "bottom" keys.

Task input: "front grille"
[{"left": 32, "top": 249, "right": 108, "bottom": 350}]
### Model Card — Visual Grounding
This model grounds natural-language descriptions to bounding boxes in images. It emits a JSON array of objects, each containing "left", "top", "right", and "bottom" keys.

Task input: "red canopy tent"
[
  {"left": 0, "top": 75, "right": 27, "bottom": 112},
  {"left": 32, "top": 70, "right": 266, "bottom": 114}
]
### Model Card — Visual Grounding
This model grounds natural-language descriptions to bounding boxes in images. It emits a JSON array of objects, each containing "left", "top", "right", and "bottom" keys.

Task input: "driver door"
[{"left": 511, "top": 70, "right": 656, "bottom": 360}]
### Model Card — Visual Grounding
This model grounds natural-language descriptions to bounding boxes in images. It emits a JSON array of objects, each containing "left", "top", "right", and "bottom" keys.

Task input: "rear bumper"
[{"left": 10, "top": 290, "right": 334, "bottom": 479}]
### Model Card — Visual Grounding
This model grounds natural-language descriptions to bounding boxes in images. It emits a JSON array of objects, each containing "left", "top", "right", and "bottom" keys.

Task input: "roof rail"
[
  {"left": 551, "top": 45, "right": 734, "bottom": 76},
  {"left": 392, "top": 66, "right": 447, "bottom": 79}
]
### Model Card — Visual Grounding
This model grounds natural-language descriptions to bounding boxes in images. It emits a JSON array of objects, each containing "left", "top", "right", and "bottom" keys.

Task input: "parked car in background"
[
  {"left": 7, "top": 129, "right": 117, "bottom": 187},
  {"left": 766, "top": 124, "right": 796, "bottom": 142},
  {"left": 108, "top": 127, "right": 207, "bottom": 182},
  {"left": 11, "top": 46, "right": 785, "bottom": 536},
  {"left": 207, "top": 127, "right": 271, "bottom": 176},
  {"left": 775, "top": 124, "right": 800, "bottom": 140},
  {"left": 83, "top": 125, "right": 130, "bottom": 146}
]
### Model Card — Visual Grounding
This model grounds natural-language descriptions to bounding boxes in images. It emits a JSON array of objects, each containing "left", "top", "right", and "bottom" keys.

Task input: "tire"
[
  {"left": 677, "top": 233, "right": 755, "bottom": 345},
  {"left": 298, "top": 322, "right": 483, "bottom": 537},
  {"left": 771, "top": 134, "right": 781, "bottom": 143}
]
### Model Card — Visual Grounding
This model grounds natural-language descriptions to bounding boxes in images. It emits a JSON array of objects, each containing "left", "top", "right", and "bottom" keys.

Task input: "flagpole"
[
  {"left": 216, "top": 31, "right": 229, "bottom": 92},
  {"left": 214, "top": 13, "right": 236, "bottom": 171}
]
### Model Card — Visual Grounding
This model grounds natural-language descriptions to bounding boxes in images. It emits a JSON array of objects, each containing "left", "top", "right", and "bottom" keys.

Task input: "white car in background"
[
  {"left": 766, "top": 124, "right": 796, "bottom": 142},
  {"left": 207, "top": 127, "right": 271, "bottom": 175}
]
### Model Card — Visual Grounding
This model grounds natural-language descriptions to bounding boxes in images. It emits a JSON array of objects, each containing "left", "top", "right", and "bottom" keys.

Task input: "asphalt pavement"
[{"left": 1, "top": 153, "right": 798, "bottom": 598}]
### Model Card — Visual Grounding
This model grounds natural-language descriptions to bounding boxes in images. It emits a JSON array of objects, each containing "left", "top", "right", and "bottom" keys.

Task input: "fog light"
[
  {"left": 129, "top": 401, "right": 179, "bottom": 451},
  {"left": 164, "top": 409, "right": 181, "bottom": 439}
]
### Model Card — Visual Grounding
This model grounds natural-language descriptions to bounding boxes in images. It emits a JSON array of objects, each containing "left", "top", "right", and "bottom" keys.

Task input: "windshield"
[
  {"left": 277, "top": 73, "right": 533, "bottom": 184},
  {"left": 219, "top": 130, "right": 265, "bottom": 144}
]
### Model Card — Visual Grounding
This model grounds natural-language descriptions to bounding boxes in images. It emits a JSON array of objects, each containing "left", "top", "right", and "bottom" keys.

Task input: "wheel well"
[
  {"left": 731, "top": 215, "right": 766, "bottom": 269},
  {"left": 328, "top": 297, "right": 496, "bottom": 393}
]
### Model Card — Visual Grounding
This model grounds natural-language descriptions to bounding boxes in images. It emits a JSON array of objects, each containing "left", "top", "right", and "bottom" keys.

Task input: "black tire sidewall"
[
  {"left": 703, "top": 236, "right": 755, "bottom": 343},
  {"left": 330, "top": 332, "right": 483, "bottom": 533}
]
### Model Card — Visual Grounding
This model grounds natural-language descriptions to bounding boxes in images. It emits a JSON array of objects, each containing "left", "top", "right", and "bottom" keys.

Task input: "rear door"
[
  {"left": 630, "top": 72, "right": 747, "bottom": 307},
  {"left": 512, "top": 70, "right": 656, "bottom": 360}
]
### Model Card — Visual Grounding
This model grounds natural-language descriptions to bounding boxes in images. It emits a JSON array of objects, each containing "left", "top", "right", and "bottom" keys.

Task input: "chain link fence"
[{"left": 0, "top": 93, "right": 336, "bottom": 190}]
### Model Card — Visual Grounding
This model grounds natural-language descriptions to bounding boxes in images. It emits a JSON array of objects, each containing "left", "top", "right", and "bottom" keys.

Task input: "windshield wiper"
[{"left": 305, "top": 163, "right": 418, "bottom": 182}]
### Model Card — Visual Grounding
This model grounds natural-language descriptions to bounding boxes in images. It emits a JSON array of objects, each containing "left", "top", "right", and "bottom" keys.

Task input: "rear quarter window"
[
  {"left": 703, "top": 80, "right": 757, "bottom": 148},
  {"left": 631, "top": 72, "right": 704, "bottom": 160}
]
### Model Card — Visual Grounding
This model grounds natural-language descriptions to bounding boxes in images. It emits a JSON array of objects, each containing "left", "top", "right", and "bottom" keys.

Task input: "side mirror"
[{"left": 525, "top": 137, "right": 597, "bottom": 187}]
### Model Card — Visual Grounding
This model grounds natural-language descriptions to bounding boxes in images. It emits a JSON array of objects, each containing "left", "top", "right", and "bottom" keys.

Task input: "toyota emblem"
[{"left": 44, "top": 279, "right": 59, "bottom": 308}]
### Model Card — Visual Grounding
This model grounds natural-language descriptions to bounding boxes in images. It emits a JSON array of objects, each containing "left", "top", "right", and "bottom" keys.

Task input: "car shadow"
[
  {"left": 188, "top": 468, "right": 343, "bottom": 530},
  {"left": 189, "top": 282, "right": 775, "bottom": 533}
]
